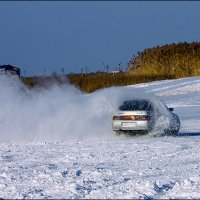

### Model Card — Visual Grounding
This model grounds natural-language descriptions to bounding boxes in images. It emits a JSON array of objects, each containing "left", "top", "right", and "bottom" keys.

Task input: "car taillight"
[
  {"left": 134, "top": 115, "right": 150, "bottom": 120},
  {"left": 121, "top": 115, "right": 135, "bottom": 120},
  {"left": 112, "top": 116, "right": 121, "bottom": 120},
  {"left": 112, "top": 115, "right": 150, "bottom": 121}
]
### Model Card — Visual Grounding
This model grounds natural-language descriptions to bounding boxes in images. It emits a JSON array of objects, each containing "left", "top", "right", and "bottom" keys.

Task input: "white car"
[{"left": 112, "top": 98, "right": 180, "bottom": 136}]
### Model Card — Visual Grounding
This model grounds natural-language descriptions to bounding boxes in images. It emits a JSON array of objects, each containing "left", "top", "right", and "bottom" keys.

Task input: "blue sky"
[{"left": 0, "top": 1, "right": 200, "bottom": 76}]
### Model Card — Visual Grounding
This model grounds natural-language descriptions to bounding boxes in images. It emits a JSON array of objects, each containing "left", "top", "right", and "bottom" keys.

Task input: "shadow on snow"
[{"left": 177, "top": 132, "right": 200, "bottom": 137}]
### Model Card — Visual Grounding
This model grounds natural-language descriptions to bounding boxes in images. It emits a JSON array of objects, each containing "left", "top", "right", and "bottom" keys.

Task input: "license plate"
[{"left": 122, "top": 122, "right": 136, "bottom": 127}]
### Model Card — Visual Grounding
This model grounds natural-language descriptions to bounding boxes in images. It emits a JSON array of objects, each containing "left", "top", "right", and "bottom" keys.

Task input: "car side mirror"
[{"left": 169, "top": 108, "right": 174, "bottom": 111}]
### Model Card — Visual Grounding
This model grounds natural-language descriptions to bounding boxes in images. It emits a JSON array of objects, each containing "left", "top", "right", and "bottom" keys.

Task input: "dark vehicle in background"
[
  {"left": 112, "top": 98, "right": 180, "bottom": 136},
  {"left": 0, "top": 65, "right": 20, "bottom": 78}
]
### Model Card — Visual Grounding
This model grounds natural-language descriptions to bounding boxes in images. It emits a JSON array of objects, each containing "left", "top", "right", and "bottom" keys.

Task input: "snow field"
[
  {"left": 1, "top": 137, "right": 200, "bottom": 199},
  {"left": 1, "top": 75, "right": 200, "bottom": 198}
]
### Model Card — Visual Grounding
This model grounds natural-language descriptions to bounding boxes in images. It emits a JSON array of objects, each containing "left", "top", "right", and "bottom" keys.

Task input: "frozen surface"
[{"left": 1, "top": 76, "right": 200, "bottom": 199}]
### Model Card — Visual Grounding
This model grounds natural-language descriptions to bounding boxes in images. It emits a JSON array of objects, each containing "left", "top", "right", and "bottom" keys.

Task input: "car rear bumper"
[{"left": 112, "top": 120, "right": 148, "bottom": 131}]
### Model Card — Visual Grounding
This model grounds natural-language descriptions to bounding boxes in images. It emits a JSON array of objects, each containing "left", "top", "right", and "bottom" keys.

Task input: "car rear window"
[{"left": 119, "top": 100, "right": 150, "bottom": 111}]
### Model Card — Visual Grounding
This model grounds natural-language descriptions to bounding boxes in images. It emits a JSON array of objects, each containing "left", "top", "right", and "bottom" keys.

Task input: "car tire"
[
  {"left": 164, "top": 128, "right": 179, "bottom": 136},
  {"left": 114, "top": 131, "right": 121, "bottom": 136}
]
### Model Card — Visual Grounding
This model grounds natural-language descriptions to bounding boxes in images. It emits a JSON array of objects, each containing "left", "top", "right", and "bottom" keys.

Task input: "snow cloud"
[
  {"left": 0, "top": 76, "right": 115, "bottom": 143},
  {"left": 0, "top": 76, "right": 171, "bottom": 143}
]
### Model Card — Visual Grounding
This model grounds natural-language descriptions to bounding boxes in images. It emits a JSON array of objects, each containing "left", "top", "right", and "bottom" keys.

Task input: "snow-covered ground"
[{"left": 1, "top": 76, "right": 200, "bottom": 199}]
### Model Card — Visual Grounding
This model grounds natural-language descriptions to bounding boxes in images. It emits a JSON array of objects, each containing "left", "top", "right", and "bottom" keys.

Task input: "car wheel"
[
  {"left": 114, "top": 131, "right": 121, "bottom": 136},
  {"left": 164, "top": 129, "right": 179, "bottom": 136}
]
